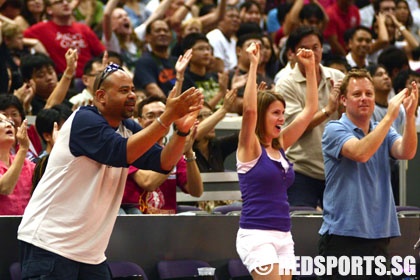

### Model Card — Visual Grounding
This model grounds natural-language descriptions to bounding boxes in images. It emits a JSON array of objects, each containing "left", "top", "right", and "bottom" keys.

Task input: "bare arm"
[
  {"left": 281, "top": 49, "right": 318, "bottom": 150},
  {"left": 341, "top": 89, "right": 407, "bottom": 162},
  {"left": 131, "top": 169, "right": 169, "bottom": 191},
  {"left": 0, "top": 120, "right": 29, "bottom": 195},
  {"left": 370, "top": 13, "right": 390, "bottom": 54},
  {"left": 182, "top": 124, "right": 203, "bottom": 197},
  {"left": 199, "top": 0, "right": 227, "bottom": 32},
  {"left": 283, "top": 0, "right": 304, "bottom": 36},
  {"left": 391, "top": 81, "right": 418, "bottom": 159},
  {"left": 103, "top": 0, "right": 119, "bottom": 42},
  {"left": 45, "top": 48, "right": 78, "bottom": 109},
  {"left": 195, "top": 88, "right": 237, "bottom": 140},
  {"left": 237, "top": 42, "right": 261, "bottom": 163}
]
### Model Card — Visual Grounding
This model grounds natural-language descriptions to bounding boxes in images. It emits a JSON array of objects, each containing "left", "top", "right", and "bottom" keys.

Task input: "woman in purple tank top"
[{"left": 236, "top": 42, "right": 318, "bottom": 279}]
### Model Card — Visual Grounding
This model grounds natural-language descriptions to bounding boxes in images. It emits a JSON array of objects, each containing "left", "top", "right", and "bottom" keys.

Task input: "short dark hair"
[
  {"left": 239, "top": 1, "right": 261, "bottom": 14},
  {"left": 20, "top": 53, "right": 55, "bottom": 82},
  {"left": 236, "top": 33, "right": 263, "bottom": 49},
  {"left": 181, "top": 32, "right": 209, "bottom": 53},
  {"left": 377, "top": 46, "right": 409, "bottom": 78},
  {"left": 0, "top": 94, "right": 25, "bottom": 120},
  {"left": 344, "top": 25, "right": 372, "bottom": 45},
  {"left": 236, "top": 22, "right": 262, "bottom": 39},
  {"left": 146, "top": 19, "right": 169, "bottom": 35},
  {"left": 35, "top": 104, "right": 72, "bottom": 143},
  {"left": 137, "top": 96, "right": 166, "bottom": 118},
  {"left": 83, "top": 57, "right": 102, "bottom": 75},
  {"left": 286, "top": 26, "right": 323, "bottom": 53},
  {"left": 299, "top": 3, "right": 324, "bottom": 21}
]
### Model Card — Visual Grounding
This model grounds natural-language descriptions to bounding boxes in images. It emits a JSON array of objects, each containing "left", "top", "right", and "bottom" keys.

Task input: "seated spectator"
[
  {"left": 0, "top": 114, "right": 35, "bottom": 215},
  {"left": 345, "top": 25, "right": 374, "bottom": 69},
  {"left": 0, "top": 94, "right": 42, "bottom": 162},
  {"left": 123, "top": 52, "right": 203, "bottom": 214},
  {"left": 181, "top": 32, "right": 228, "bottom": 109},
  {"left": 103, "top": 0, "right": 144, "bottom": 72},
  {"left": 35, "top": 104, "right": 73, "bottom": 159},
  {"left": 23, "top": 0, "right": 105, "bottom": 78},
  {"left": 123, "top": 96, "right": 203, "bottom": 214},
  {"left": 206, "top": 5, "right": 240, "bottom": 71},
  {"left": 323, "top": 54, "right": 350, "bottom": 74},
  {"left": 229, "top": 33, "right": 272, "bottom": 115},
  {"left": 259, "top": 34, "right": 281, "bottom": 81},
  {"left": 171, "top": 18, "right": 203, "bottom": 57},
  {"left": 32, "top": 104, "right": 73, "bottom": 191},
  {"left": 70, "top": 57, "right": 103, "bottom": 109},
  {"left": 323, "top": 0, "right": 360, "bottom": 56},
  {"left": 239, "top": 1, "right": 263, "bottom": 29},
  {"left": 134, "top": 19, "right": 177, "bottom": 98},
  {"left": 368, "top": 64, "right": 406, "bottom": 204},
  {"left": 1, "top": 21, "right": 48, "bottom": 92},
  {"left": 20, "top": 50, "right": 77, "bottom": 115},
  {"left": 193, "top": 90, "right": 239, "bottom": 172},
  {"left": 14, "top": 0, "right": 46, "bottom": 32}
]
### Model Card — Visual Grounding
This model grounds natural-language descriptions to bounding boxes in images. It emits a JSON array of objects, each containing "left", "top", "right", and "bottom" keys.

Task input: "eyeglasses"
[
  {"left": 0, "top": 119, "right": 15, "bottom": 127},
  {"left": 93, "top": 63, "right": 124, "bottom": 91},
  {"left": 142, "top": 112, "right": 163, "bottom": 120}
]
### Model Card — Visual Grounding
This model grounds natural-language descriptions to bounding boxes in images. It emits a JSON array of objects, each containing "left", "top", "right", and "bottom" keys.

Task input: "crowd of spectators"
[{"left": 0, "top": 0, "right": 420, "bottom": 215}]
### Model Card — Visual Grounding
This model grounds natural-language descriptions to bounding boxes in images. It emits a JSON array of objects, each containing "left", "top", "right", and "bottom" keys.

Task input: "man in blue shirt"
[{"left": 319, "top": 68, "right": 418, "bottom": 278}]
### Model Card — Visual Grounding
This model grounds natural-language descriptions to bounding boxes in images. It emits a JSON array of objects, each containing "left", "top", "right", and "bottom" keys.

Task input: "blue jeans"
[
  {"left": 19, "top": 241, "right": 112, "bottom": 280},
  {"left": 287, "top": 171, "right": 325, "bottom": 208}
]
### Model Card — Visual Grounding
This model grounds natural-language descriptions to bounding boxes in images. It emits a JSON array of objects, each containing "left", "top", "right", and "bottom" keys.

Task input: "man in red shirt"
[
  {"left": 324, "top": 0, "right": 360, "bottom": 56},
  {"left": 24, "top": 0, "right": 105, "bottom": 78}
]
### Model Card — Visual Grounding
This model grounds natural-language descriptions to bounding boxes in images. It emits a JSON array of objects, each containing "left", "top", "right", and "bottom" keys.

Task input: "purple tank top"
[{"left": 239, "top": 147, "right": 294, "bottom": 231}]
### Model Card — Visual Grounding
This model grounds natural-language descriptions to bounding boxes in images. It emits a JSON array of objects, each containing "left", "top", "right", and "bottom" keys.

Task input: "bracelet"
[
  {"left": 183, "top": 151, "right": 196, "bottom": 162},
  {"left": 63, "top": 73, "right": 73, "bottom": 80},
  {"left": 399, "top": 25, "right": 406, "bottom": 31},
  {"left": 321, "top": 108, "right": 330, "bottom": 118},
  {"left": 182, "top": 3, "right": 191, "bottom": 11},
  {"left": 176, "top": 129, "right": 191, "bottom": 137},
  {"left": 156, "top": 117, "right": 169, "bottom": 129}
]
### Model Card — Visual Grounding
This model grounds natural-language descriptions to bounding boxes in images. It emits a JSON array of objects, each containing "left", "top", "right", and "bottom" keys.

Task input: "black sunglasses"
[{"left": 93, "top": 63, "right": 124, "bottom": 91}]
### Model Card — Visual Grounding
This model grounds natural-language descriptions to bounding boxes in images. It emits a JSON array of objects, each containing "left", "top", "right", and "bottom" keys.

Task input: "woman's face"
[
  {"left": 0, "top": 106, "right": 23, "bottom": 128},
  {"left": 27, "top": 0, "right": 45, "bottom": 14},
  {"left": 261, "top": 37, "right": 272, "bottom": 64},
  {"left": 264, "top": 100, "right": 285, "bottom": 140},
  {"left": 240, "top": 4, "right": 261, "bottom": 24},
  {"left": 0, "top": 113, "right": 16, "bottom": 146},
  {"left": 395, "top": 1, "right": 410, "bottom": 24}
]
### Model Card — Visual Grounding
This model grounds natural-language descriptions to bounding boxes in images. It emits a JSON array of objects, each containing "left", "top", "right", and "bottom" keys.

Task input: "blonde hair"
[
  {"left": 1, "top": 22, "right": 23, "bottom": 39},
  {"left": 181, "top": 18, "right": 202, "bottom": 36}
]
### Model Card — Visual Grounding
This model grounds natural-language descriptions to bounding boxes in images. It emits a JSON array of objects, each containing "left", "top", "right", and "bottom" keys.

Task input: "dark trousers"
[
  {"left": 318, "top": 234, "right": 391, "bottom": 280},
  {"left": 287, "top": 172, "right": 325, "bottom": 208},
  {"left": 19, "top": 241, "right": 112, "bottom": 280}
]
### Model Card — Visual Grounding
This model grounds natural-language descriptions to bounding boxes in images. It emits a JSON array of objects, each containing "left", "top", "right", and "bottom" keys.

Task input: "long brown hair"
[{"left": 255, "top": 90, "right": 285, "bottom": 150}]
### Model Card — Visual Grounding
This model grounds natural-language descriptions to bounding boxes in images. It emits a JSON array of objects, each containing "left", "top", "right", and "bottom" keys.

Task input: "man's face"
[
  {"left": 342, "top": 77, "right": 375, "bottom": 119},
  {"left": 47, "top": 0, "right": 72, "bottom": 18},
  {"left": 32, "top": 65, "right": 58, "bottom": 100},
  {"left": 147, "top": 20, "right": 171, "bottom": 50},
  {"left": 220, "top": 9, "right": 241, "bottom": 34},
  {"left": 294, "top": 34, "right": 322, "bottom": 66},
  {"left": 379, "top": 0, "right": 396, "bottom": 15},
  {"left": 348, "top": 29, "right": 372, "bottom": 58},
  {"left": 98, "top": 70, "right": 137, "bottom": 122},
  {"left": 139, "top": 101, "right": 166, "bottom": 129},
  {"left": 372, "top": 67, "right": 392, "bottom": 93},
  {"left": 237, "top": 38, "right": 262, "bottom": 67},
  {"left": 191, "top": 40, "right": 212, "bottom": 67}
]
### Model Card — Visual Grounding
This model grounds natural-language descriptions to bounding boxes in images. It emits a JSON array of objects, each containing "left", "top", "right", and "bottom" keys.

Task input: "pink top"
[{"left": 0, "top": 155, "right": 35, "bottom": 215}]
